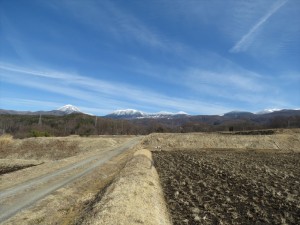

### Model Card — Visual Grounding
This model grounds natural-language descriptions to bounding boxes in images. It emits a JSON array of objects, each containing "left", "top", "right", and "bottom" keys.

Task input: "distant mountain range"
[
  {"left": 106, "top": 109, "right": 300, "bottom": 120},
  {"left": 0, "top": 104, "right": 83, "bottom": 116},
  {"left": 1, "top": 105, "right": 300, "bottom": 136},
  {"left": 105, "top": 109, "right": 188, "bottom": 119},
  {"left": 0, "top": 105, "right": 300, "bottom": 120},
  {"left": 222, "top": 109, "right": 300, "bottom": 118}
]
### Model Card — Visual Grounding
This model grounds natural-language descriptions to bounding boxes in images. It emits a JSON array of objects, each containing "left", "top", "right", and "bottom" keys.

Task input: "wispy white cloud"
[
  {"left": 0, "top": 97, "right": 116, "bottom": 115},
  {"left": 122, "top": 53, "right": 293, "bottom": 109},
  {"left": 230, "top": 0, "right": 288, "bottom": 53},
  {"left": 0, "top": 63, "right": 233, "bottom": 115},
  {"left": 279, "top": 73, "right": 300, "bottom": 81},
  {"left": 180, "top": 68, "right": 286, "bottom": 107},
  {"left": 0, "top": 98, "right": 62, "bottom": 109},
  {"left": 0, "top": 63, "right": 127, "bottom": 106},
  {"left": 0, "top": 13, "right": 36, "bottom": 63},
  {"left": 184, "top": 68, "right": 264, "bottom": 92},
  {"left": 1, "top": 0, "right": 297, "bottom": 114},
  {"left": 0, "top": 63, "right": 76, "bottom": 79},
  {"left": 44, "top": 0, "right": 194, "bottom": 59},
  {"left": 126, "top": 54, "right": 279, "bottom": 105},
  {"left": 47, "top": 0, "right": 162, "bottom": 48},
  {"left": 1, "top": 7, "right": 89, "bottom": 69}
]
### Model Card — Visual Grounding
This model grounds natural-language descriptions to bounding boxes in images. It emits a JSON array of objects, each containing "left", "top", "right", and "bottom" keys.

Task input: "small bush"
[{"left": 30, "top": 130, "right": 51, "bottom": 137}]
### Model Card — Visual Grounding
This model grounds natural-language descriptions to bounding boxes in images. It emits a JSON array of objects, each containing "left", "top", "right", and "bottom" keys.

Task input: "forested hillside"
[{"left": 1, "top": 112, "right": 300, "bottom": 138}]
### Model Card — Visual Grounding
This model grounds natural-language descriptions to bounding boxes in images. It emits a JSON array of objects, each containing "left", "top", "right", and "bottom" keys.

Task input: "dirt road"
[{"left": 0, "top": 137, "right": 142, "bottom": 223}]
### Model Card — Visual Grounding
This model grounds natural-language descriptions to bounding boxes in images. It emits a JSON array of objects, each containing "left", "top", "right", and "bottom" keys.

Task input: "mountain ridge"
[
  {"left": 0, "top": 105, "right": 300, "bottom": 119},
  {"left": 1, "top": 106, "right": 299, "bottom": 137},
  {"left": 105, "top": 109, "right": 189, "bottom": 119},
  {"left": 0, "top": 104, "right": 84, "bottom": 116}
]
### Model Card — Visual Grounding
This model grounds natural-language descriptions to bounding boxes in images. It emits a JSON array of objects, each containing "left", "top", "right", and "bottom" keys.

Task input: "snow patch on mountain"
[
  {"left": 111, "top": 109, "right": 146, "bottom": 116},
  {"left": 57, "top": 104, "right": 82, "bottom": 114},
  {"left": 256, "top": 108, "right": 282, "bottom": 114},
  {"left": 106, "top": 109, "right": 189, "bottom": 119},
  {"left": 154, "top": 111, "right": 188, "bottom": 115}
]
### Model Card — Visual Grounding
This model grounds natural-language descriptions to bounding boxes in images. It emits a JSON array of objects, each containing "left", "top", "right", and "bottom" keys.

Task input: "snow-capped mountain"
[
  {"left": 57, "top": 104, "right": 82, "bottom": 114},
  {"left": 105, "top": 109, "right": 189, "bottom": 119},
  {"left": 0, "top": 106, "right": 299, "bottom": 119},
  {"left": 105, "top": 109, "right": 147, "bottom": 119},
  {"left": 111, "top": 109, "right": 146, "bottom": 116},
  {"left": 147, "top": 111, "right": 188, "bottom": 119}
]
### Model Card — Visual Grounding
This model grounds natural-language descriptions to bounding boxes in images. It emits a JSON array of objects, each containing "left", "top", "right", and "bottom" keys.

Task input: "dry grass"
[
  {"left": 0, "top": 135, "right": 13, "bottom": 148},
  {"left": 0, "top": 136, "right": 132, "bottom": 160},
  {"left": 0, "top": 138, "right": 79, "bottom": 160},
  {"left": 0, "top": 164, "right": 37, "bottom": 175},
  {"left": 81, "top": 149, "right": 172, "bottom": 225},
  {"left": 2, "top": 146, "right": 137, "bottom": 225},
  {"left": 2, "top": 132, "right": 299, "bottom": 224},
  {"left": 143, "top": 130, "right": 300, "bottom": 152},
  {"left": 0, "top": 159, "right": 43, "bottom": 175}
]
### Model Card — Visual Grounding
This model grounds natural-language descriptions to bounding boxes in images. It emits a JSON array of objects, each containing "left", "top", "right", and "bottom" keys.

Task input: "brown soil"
[{"left": 153, "top": 150, "right": 300, "bottom": 225}]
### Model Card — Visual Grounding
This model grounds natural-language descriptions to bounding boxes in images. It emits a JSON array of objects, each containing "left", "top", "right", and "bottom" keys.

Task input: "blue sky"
[{"left": 0, "top": 0, "right": 299, "bottom": 115}]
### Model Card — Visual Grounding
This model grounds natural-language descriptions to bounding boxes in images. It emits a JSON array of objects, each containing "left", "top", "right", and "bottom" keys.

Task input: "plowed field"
[{"left": 153, "top": 150, "right": 300, "bottom": 225}]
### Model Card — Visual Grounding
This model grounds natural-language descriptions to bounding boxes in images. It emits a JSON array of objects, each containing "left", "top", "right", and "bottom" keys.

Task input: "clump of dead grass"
[{"left": 0, "top": 134, "right": 13, "bottom": 148}]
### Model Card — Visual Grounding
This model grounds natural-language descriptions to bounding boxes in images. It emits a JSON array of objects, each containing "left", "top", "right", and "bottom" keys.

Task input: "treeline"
[
  {"left": 0, "top": 114, "right": 177, "bottom": 138},
  {"left": 181, "top": 115, "right": 300, "bottom": 132},
  {"left": 131, "top": 115, "right": 300, "bottom": 133},
  {"left": 0, "top": 113, "right": 300, "bottom": 138},
  {"left": 0, "top": 114, "right": 140, "bottom": 138}
]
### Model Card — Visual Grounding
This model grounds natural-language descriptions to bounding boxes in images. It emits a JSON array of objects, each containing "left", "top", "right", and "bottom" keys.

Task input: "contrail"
[{"left": 230, "top": 0, "right": 288, "bottom": 53}]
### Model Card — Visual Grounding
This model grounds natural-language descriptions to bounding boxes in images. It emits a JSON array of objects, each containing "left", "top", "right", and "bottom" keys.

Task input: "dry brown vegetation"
[
  {"left": 81, "top": 149, "right": 171, "bottom": 225},
  {"left": 0, "top": 136, "right": 133, "bottom": 190},
  {"left": 0, "top": 163, "right": 37, "bottom": 175},
  {"left": 0, "top": 135, "right": 42, "bottom": 175},
  {"left": 2, "top": 147, "right": 137, "bottom": 225},
  {"left": 1, "top": 130, "right": 300, "bottom": 225},
  {"left": 0, "top": 136, "right": 137, "bottom": 225},
  {"left": 144, "top": 129, "right": 300, "bottom": 152},
  {"left": 0, "top": 135, "right": 13, "bottom": 148},
  {"left": 153, "top": 150, "right": 300, "bottom": 225},
  {"left": 0, "top": 136, "right": 132, "bottom": 160},
  {"left": 0, "top": 137, "right": 78, "bottom": 160}
]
